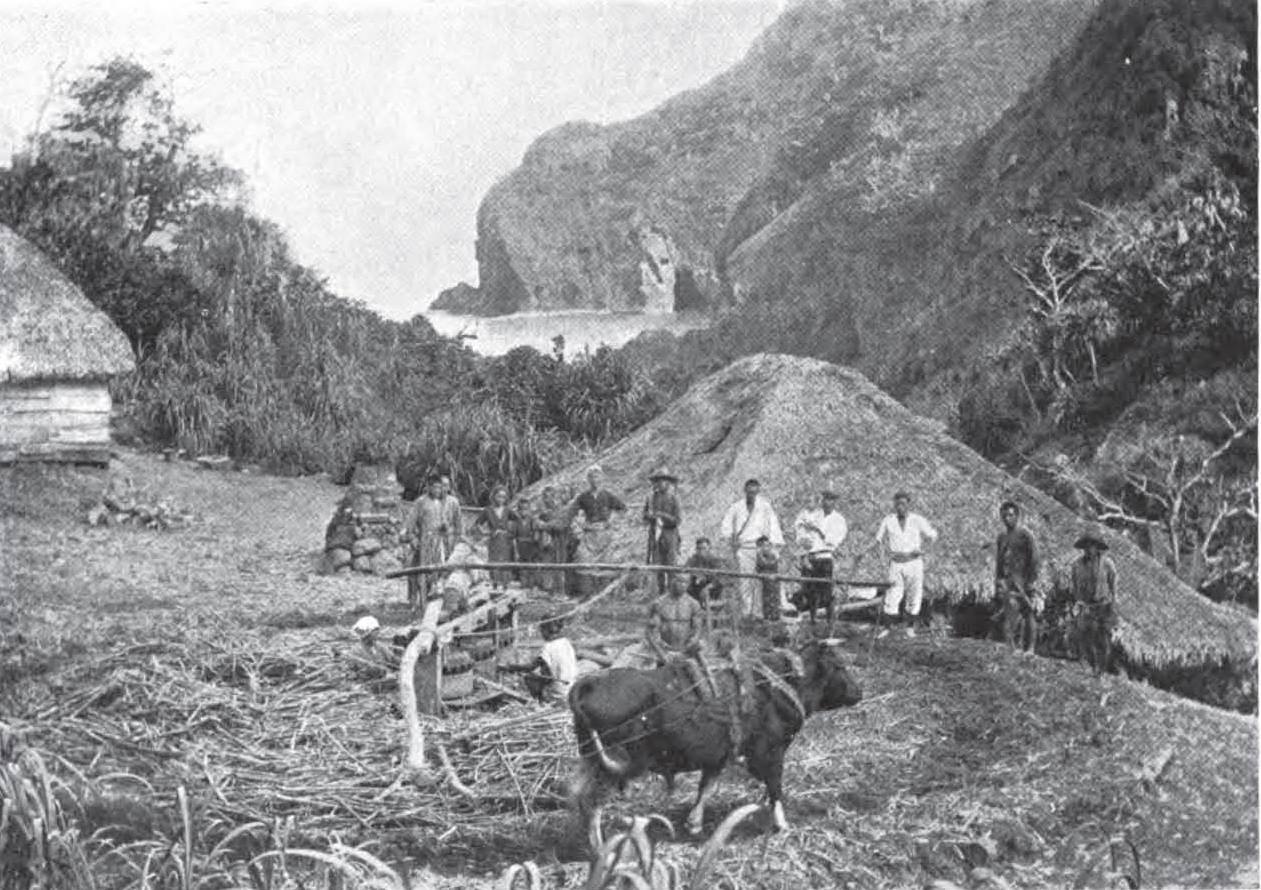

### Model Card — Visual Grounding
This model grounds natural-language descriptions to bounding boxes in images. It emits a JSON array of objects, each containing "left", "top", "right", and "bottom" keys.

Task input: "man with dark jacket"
[
  {"left": 995, "top": 500, "right": 1039, "bottom": 654},
  {"left": 643, "top": 467, "right": 681, "bottom": 594}
]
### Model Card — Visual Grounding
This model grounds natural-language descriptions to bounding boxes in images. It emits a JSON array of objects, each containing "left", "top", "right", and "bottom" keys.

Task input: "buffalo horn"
[{"left": 590, "top": 728, "right": 630, "bottom": 776}]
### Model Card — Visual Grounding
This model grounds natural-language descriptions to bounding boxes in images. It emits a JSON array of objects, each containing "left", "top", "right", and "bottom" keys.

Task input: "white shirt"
[
  {"left": 875, "top": 513, "right": 938, "bottom": 555},
  {"left": 794, "top": 508, "right": 849, "bottom": 555},
  {"left": 720, "top": 495, "right": 785, "bottom": 549},
  {"left": 539, "top": 638, "right": 579, "bottom": 700}
]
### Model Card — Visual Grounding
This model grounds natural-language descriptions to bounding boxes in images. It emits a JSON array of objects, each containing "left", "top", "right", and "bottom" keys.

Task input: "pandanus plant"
[{"left": 500, "top": 803, "right": 759, "bottom": 890}]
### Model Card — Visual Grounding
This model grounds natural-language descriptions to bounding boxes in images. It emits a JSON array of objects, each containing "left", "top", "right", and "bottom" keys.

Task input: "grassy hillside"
[{"left": 2, "top": 452, "right": 1256, "bottom": 889}]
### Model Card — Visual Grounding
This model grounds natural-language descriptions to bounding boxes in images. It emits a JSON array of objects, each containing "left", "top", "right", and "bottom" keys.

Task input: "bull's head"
[{"left": 798, "top": 638, "right": 862, "bottom": 712}]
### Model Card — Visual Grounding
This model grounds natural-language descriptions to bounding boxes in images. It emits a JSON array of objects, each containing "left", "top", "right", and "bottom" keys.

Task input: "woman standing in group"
[{"left": 476, "top": 484, "right": 519, "bottom": 589}]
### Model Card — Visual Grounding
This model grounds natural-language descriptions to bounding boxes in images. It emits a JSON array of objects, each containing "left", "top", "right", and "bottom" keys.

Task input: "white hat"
[{"left": 353, "top": 615, "right": 381, "bottom": 636}]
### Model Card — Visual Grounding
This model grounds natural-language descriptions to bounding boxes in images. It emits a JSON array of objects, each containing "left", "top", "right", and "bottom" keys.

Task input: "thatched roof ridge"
[
  {"left": 0, "top": 225, "right": 134, "bottom": 382},
  {"left": 527, "top": 354, "right": 1256, "bottom": 670}
]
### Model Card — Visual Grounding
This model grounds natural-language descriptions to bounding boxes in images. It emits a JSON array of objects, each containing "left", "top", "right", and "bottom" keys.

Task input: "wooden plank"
[
  {"left": 0, "top": 383, "right": 111, "bottom": 412},
  {"left": 415, "top": 602, "right": 445, "bottom": 717},
  {"left": 0, "top": 444, "right": 112, "bottom": 465},
  {"left": 438, "top": 590, "right": 527, "bottom": 637},
  {"left": 389, "top": 560, "right": 894, "bottom": 590}
]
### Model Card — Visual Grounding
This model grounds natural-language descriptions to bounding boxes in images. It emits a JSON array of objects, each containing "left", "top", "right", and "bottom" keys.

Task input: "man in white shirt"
[
  {"left": 792, "top": 490, "right": 849, "bottom": 624},
  {"left": 719, "top": 479, "right": 784, "bottom": 617},
  {"left": 520, "top": 616, "right": 579, "bottom": 703},
  {"left": 865, "top": 490, "right": 938, "bottom": 638}
]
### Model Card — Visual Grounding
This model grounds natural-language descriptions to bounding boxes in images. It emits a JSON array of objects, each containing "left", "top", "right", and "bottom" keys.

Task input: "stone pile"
[
  {"left": 85, "top": 476, "right": 194, "bottom": 530},
  {"left": 323, "top": 465, "right": 409, "bottom": 575}
]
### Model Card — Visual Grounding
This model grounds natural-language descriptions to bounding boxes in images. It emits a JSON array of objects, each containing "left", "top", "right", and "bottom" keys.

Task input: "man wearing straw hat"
[
  {"left": 643, "top": 467, "right": 682, "bottom": 594},
  {"left": 1070, "top": 531, "right": 1118, "bottom": 676}
]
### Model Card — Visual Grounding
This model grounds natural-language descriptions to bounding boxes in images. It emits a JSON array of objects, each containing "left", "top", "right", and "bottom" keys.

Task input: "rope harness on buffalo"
[{"left": 582, "top": 646, "right": 811, "bottom": 763}]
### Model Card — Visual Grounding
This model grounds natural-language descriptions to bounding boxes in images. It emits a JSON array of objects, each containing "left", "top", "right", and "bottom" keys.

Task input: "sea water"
[{"left": 425, "top": 309, "right": 709, "bottom": 357}]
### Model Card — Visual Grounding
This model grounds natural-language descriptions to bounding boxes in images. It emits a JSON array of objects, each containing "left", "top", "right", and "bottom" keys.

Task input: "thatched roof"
[
  {"left": 527, "top": 354, "right": 1256, "bottom": 670},
  {"left": 0, "top": 225, "right": 134, "bottom": 383}
]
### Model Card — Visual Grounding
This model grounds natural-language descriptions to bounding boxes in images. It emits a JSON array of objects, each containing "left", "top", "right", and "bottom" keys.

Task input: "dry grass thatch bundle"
[
  {"left": 0, "top": 225, "right": 134, "bottom": 382},
  {"left": 523, "top": 354, "right": 1255, "bottom": 670}
]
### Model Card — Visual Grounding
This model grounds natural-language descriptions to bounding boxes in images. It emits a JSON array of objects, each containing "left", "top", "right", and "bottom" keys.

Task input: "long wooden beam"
[{"left": 386, "top": 559, "right": 893, "bottom": 589}]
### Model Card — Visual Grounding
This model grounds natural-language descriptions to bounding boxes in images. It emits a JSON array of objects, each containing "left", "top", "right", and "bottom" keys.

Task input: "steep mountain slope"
[
  {"left": 722, "top": 0, "right": 1257, "bottom": 411},
  {"left": 438, "top": 0, "right": 1100, "bottom": 315}
]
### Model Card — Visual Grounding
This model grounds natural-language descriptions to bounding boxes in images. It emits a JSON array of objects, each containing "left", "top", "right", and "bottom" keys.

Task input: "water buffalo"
[{"left": 568, "top": 638, "right": 862, "bottom": 838}]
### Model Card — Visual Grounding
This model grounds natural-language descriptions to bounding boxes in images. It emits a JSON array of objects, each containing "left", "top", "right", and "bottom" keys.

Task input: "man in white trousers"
[
  {"left": 719, "top": 478, "right": 785, "bottom": 618},
  {"left": 865, "top": 490, "right": 938, "bottom": 638}
]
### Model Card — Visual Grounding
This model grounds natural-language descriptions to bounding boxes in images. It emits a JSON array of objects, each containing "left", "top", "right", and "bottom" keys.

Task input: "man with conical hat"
[
  {"left": 1070, "top": 531, "right": 1118, "bottom": 676},
  {"left": 643, "top": 467, "right": 682, "bottom": 594}
]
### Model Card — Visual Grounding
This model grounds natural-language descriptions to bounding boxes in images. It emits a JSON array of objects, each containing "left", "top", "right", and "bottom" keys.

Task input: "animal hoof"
[{"left": 686, "top": 820, "right": 704, "bottom": 838}]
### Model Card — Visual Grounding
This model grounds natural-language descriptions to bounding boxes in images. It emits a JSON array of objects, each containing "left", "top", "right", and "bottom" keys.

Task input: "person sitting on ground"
[
  {"left": 646, "top": 574, "right": 702, "bottom": 662},
  {"left": 684, "top": 537, "right": 727, "bottom": 604},
  {"left": 755, "top": 535, "right": 782, "bottom": 623},
  {"left": 1070, "top": 532, "right": 1118, "bottom": 677}
]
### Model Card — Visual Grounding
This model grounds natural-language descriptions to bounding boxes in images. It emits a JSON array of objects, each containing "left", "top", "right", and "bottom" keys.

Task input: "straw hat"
[
  {"left": 1074, "top": 533, "right": 1109, "bottom": 551},
  {"left": 649, "top": 467, "right": 679, "bottom": 483}
]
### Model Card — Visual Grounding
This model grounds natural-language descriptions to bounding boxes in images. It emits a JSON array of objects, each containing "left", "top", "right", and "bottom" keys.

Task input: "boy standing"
[{"left": 755, "top": 535, "right": 782, "bottom": 623}]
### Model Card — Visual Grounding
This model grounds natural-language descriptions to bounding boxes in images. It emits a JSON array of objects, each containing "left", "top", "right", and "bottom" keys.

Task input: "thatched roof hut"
[
  {"left": 527, "top": 354, "right": 1255, "bottom": 671},
  {"left": 0, "top": 225, "right": 135, "bottom": 463}
]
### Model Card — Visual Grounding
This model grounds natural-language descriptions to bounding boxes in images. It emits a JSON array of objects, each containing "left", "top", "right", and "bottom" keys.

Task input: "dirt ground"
[{"left": 2, "top": 450, "right": 1258, "bottom": 890}]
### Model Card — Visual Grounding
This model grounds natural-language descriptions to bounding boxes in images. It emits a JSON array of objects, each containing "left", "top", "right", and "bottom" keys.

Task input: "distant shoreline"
[{"left": 425, "top": 308, "right": 710, "bottom": 356}]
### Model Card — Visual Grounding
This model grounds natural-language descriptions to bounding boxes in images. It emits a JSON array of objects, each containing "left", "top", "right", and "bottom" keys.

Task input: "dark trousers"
[
  {"left": 648, "top": 530, "right": 680, "bottom": 594},
  {"left": 515, "top": 540, "right": 539, "bottom": 584},
  {"left": 1077, "top": 605, "right": 1116, "bottom": 675},
  {"left": 760, "top": 578, "right": 781, "bottom": 621},
  {"left": 794, "top": 556, "right": 835, "bottom": 622},
  {"left": 998, "top": 578, "right": 1037, "bottom": 652}
]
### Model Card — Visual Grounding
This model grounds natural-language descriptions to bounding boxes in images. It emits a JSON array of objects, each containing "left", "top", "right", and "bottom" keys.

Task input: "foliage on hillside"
[
  {"left": 626, "top": 0, "right": 1259, "bottom": 609},
  {"left": 0, "top": 58, "right": 663, "bottom": 499}
]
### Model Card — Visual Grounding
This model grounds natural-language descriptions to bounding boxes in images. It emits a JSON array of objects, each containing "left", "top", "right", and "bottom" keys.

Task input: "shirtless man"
[{"left": 646, "top": 574, "right": 702, "bottom": 662}]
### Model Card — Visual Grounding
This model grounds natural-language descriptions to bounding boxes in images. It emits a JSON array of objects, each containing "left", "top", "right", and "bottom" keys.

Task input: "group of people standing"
[
  {"left": 407, "top": 465, "right": 1121, "bottom": 674},
  {"left": 406, "top": 467, "right": 628, "bottom": 608}
]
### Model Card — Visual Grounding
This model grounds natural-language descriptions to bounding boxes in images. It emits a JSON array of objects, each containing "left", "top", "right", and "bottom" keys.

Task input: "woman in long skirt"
[{"left": 477, "top": 484, "right": 518, "bottom": 589}]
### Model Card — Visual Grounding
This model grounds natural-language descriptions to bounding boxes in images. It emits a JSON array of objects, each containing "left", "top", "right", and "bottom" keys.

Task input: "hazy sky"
[{"left": 0, "top": 1, "right": 784, "bottom": 319}]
